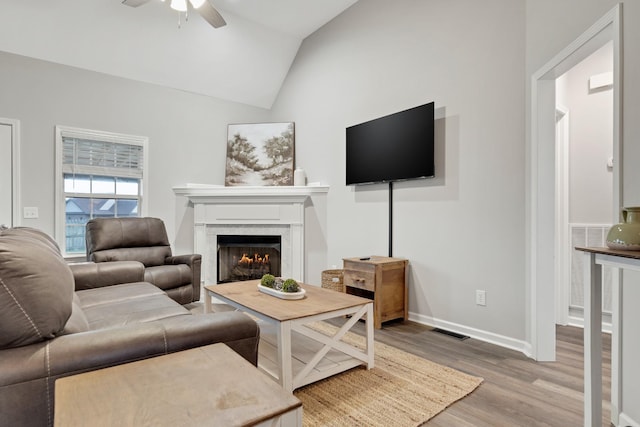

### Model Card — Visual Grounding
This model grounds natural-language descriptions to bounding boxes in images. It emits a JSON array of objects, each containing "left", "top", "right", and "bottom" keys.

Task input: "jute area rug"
[{"left": 294, "top": 322, "right": 483, "bottom": 427}]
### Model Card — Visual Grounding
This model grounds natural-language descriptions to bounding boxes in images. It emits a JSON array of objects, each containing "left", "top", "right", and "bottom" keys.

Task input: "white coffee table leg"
[
  {"left": 277, "top": 321, "right": 294, "bottom": 392},
  {"left": 366, "top": 302, "right": 374, "bottom": 369}
]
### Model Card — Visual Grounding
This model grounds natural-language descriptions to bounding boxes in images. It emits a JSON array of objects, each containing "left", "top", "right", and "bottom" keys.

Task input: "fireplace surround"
[{"left": 173, "top": 184, "right": 329, "bottom": 299}]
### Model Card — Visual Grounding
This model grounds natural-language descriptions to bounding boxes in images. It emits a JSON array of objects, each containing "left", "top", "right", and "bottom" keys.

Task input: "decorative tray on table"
[
  {"left": 258, "top": 284, "right": 305, "bottom": 299},
  {"left": 257, "top": 284, "right": 306, "bottom": 300}
]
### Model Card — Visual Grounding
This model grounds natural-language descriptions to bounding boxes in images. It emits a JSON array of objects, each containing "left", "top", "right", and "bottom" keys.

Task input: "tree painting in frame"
[{"left": 225, "top": 122, "right": 295, "bottom": 186}]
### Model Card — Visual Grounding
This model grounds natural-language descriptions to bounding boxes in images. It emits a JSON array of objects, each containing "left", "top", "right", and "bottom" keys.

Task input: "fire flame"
[{"left": 238, "top": 253, "right": 270, "bottom": 266}]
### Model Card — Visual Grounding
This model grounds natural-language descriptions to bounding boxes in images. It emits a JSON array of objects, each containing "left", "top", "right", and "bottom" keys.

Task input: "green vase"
[{"left": 606, "top": 207, "right": 640, "bottom": 250}]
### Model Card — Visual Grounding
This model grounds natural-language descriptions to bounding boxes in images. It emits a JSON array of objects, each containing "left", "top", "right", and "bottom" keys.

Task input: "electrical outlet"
[
  {"left": 476, "top": 290, "right": 486, "bottom": 306},
  {"left": 23, "top": 207, "right": 39, "bottom": 219}
]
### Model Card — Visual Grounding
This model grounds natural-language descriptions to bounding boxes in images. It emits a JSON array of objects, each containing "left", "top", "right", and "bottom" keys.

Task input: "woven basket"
[{"left": 321, "top": 269, "right": 344, "bottom": 292}]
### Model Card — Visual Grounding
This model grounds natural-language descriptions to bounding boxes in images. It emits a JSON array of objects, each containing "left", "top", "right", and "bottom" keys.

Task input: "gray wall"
[
  {"left": 270, "top": 0, "right": 528, "bottom": 345},
  {"left": 0, "top": 50, "right": 270, "bottom": 253},
  {"left": 2, "top": 0, "right": 638, "bottom": 421}
]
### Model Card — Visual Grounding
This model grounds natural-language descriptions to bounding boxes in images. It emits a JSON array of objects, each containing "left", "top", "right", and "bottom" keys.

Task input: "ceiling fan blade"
[
  {"left": 122, "top": 0, "right": 152, "bottom": 7},
  {"left": 196, "top": 1, "right": 227, "bottom": 28}
]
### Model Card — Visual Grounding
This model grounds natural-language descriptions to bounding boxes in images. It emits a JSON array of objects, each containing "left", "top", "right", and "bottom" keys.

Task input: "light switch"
[{"left": 23, "top": 207, "right": 39, "bottom": 219}]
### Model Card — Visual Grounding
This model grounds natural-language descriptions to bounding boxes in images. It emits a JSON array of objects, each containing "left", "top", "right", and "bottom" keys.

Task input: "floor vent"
[{"left": 433, "top": 328, "right": 470, "bottom": 340}]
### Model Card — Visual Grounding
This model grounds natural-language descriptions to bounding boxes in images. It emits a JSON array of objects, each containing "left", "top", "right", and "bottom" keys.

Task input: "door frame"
[
  {"left": 0, "top": 118, "right": 21, "bottom": 227},
  {"left": 528, "top": 3, "right": 622, "bottom": 423},
  {"left": 554, "top": 105, "right": 570, "bottom": 327}
]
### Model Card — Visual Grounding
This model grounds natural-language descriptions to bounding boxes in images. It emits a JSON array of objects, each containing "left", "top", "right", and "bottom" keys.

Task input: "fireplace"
[
  {"left": 172, "top": 184, "right": 329, "bottom": 299},
  {"left": 217, "top": 235, "right": 281, "bottom": 283}
]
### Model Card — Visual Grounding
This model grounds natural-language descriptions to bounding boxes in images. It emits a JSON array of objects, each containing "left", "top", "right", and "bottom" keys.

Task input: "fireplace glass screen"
[{"left": 217, "top": 235, "right": 282, "bottom": 283}]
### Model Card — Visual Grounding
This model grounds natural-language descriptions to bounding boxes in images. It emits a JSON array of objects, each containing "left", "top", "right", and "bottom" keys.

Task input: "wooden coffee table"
[
  {"left": 54, "top": 343, "right": 302, "bottom": 427},
  {"left": 205, "top": 280, "right": 374, "bottom": 392}
]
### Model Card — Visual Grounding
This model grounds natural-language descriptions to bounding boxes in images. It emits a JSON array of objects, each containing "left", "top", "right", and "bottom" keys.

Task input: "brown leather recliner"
[
  {"left": 85, "top": 217, "right": 201, "bottom": 304},
  {"left": 0, "top": 226, "right": 259, "bottom": 427}
]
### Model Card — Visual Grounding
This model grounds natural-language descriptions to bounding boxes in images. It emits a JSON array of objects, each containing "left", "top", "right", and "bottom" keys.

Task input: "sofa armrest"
[
  {"left": 0, "top": 312, "right": 259, "bottom": 387},
  {"left": 70, "top": 261, "right": 145, "bottom": 291},
  {"left": 0, "top": 312, "right": 259, "bottom": 426},
  {"left": 165, "top": 254, "right": 202, "bottom": 300}
]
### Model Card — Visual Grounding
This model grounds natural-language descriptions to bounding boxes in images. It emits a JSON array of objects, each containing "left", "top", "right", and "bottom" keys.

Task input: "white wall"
[
  {"left": 556, "top": 42, "right": 614, "bottom": 224},
  {"left": 270, "top": 0, "right": 528, "bottom": 345},
  {"left": 0, "top": 123, "right": 13, "bottom": 227},
  {"left": 527, "top": 0, "right": 640, "bottom": 423},
  {"left": 0, "top": 50, "right": 270, "bottom": 254}
]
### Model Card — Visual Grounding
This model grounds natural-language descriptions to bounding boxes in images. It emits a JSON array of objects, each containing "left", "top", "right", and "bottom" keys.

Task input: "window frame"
[{"left": 54, "top": 125, "right": 149, "bottom": 258}]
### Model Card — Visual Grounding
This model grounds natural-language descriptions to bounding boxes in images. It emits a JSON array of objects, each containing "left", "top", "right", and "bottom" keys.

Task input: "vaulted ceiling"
[{"left": 0, "top": 0, "right": 358, "bottom": 108}]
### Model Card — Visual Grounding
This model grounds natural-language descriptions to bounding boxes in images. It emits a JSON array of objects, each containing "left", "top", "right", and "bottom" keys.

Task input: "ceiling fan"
[{"left": 122, "top": 0, "right": 227, "bottom": 29}]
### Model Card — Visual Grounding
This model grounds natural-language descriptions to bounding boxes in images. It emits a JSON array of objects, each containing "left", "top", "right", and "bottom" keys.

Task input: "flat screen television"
[{"left": 346, "top": 102, "right": 435, "bottom": 185}]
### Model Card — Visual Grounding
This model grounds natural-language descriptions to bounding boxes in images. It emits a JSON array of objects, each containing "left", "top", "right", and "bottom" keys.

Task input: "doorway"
[
  {"left": 0, "top": 118, "right": 20, "bottom": 228},
  {"left": 529, "top": 3, "right": 622, "bottom": 424},
  {"left": 555, "top": 41, "right": 615, "bottom": 332},
  {"left": 529, "top": 3, "right": 620, "bottom": 361}
]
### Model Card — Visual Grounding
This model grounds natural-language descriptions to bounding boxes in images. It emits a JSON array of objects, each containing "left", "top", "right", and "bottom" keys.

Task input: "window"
[{"left": 55, "top": 126, "right": 148, "bottom": 256}]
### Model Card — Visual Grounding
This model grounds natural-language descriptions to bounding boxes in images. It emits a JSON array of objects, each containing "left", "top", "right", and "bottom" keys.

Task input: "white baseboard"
[
  {"left": 408, "top": 312, "right": 529, "bottom": 356},
  {"left": 619, "top": 412, "right": 640, "bottom": 427},
  {"left": 567, "top": 315, "right": 612, "bottom": 334},
  {"left": 567, "top": 306, "right": 613, "bottom": 334}
]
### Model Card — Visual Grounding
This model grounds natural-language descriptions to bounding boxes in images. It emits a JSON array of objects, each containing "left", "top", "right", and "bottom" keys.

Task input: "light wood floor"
[
  {"left": 195, "top": 302, "right": 612, "bottom": 426},
  {"left": 333, "top": 319, "right": 612, "bottom": 427}
]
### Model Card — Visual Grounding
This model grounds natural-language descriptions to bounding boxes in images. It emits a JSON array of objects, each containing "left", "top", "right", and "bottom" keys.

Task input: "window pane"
[
  {"left": 92, "top": 199, "right": 116, "bottom": 217},
  {"left": 116, "top": 199, "right": 139, "bottom": 217},
  {"left": 65, "top": 197, "right": 90, "bottom": 254},
  {"left": 65, "top": 225, "right": 86, "bottom": 254},
  {"left": 66, "top": 197, "right": 90, "bottom": 222},
  {"left": 92, "top": 176, "right": 115, "bottom": 194},
  {"left": 116, "top": 178, "right": 140, "bottom": 196},
  {"left": 64, "top": 174, "right": 91, "bottom": 194}
]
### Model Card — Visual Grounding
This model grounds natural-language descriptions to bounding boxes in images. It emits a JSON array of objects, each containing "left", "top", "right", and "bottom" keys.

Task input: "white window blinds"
[{"left": 62, "top": 137, "right": 144, "bottom": 179}]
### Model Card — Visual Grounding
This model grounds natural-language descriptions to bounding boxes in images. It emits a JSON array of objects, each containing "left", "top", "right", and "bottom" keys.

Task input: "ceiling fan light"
[
  {"left": 189, "top": 0, "right": 206, "bottom": 8},
  {"left": 170, "top": 0, "right": 187, "bottom": 12}
]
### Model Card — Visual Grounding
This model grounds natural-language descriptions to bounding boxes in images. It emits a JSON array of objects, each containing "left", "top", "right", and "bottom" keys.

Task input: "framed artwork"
[{"left": 225, "top": 122, "right": 295, "bottom": 186}]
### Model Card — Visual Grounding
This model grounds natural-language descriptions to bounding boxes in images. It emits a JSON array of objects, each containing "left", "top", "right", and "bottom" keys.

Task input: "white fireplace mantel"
[
  {"left": 173, "top": 184, "right": 329, "bottom": 296},
  {"left": 173, "top": 183, "right": 329, "bottom": 203}
]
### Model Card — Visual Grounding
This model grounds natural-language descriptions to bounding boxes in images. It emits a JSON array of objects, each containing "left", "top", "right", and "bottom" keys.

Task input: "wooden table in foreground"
[
  {"left": 205, "top": 280, "right": 374, "bottom": 392},
  {"left": 575, "top": 246, "right": 640, "bottom": 427},
  {"left": 54, "top": 343, "right": 302, "bottom": 427}
]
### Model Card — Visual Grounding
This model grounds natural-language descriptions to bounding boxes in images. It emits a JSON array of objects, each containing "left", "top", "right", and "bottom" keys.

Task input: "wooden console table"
[
  {"left": 575, "top": 246, "right": 640, "bottom": 427},
  {"left": 55, "top": 343, "right": 302, "bottom": 427},
  {"left": 343, "top": 256, "right": 408, "bottom": 328}
]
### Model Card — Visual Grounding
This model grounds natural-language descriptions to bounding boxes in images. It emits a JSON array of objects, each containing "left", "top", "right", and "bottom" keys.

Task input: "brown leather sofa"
[
  {"left": 0, "top": 227, "right": 259, "bottom": 427},
  {"left": 85, "top": 217, "right": 201, "bottom": 304}
]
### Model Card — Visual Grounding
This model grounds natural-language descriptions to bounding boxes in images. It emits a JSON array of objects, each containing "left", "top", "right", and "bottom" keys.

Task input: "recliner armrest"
[
  {"left": 165, "top": 253, "right": 201, "bottom": 267},
  {"left": 70, "top": 261, "right": 145, "bottom": 291},
  {"left": 165, "top": 254, "right": 202, "bottom": 301}
]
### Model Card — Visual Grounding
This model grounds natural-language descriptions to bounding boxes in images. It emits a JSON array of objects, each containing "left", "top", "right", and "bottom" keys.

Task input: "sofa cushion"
[
  {"left": 61, "top": 295, "right": 91, "bottom": 335},
  {"left": 81, "top": 294, "right": 189, "bottom": 329},
  {"left": 76, "top": 282, "right": 165, "bottom": 309},
  {"left": 0, "top": 227, "right": 61, "bottom": 252},
  {"left": 87, "top": 217, "right": 170, "bottom": 249},
  {"left": 0, "top": 228, "right": 74, "bottom": 349}
]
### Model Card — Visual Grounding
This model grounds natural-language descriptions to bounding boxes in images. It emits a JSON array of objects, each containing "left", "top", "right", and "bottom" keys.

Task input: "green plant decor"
[
  {"left": 260, "top": 275, "right": 301, "bottom": 293},
  {"left": 281, "top": 278, "right": 300, "bottom": 293},
  {"left": 260, "top": 274, "right": 276, "bottom": 288}
]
